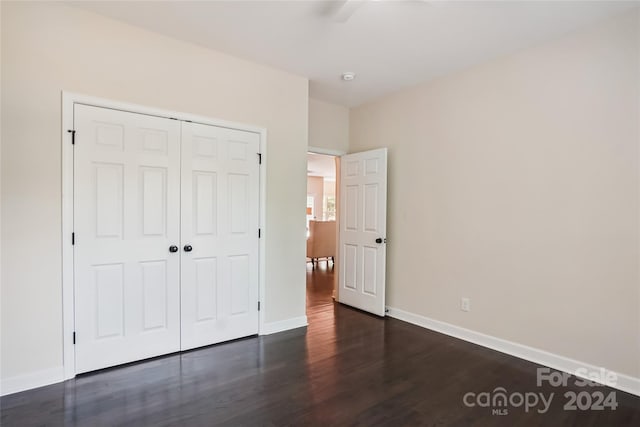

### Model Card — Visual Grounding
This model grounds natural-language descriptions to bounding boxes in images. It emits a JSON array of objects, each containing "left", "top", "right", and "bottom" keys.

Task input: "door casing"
[{"left": 61, "top": 92, "right": 268, "bottom": 380}]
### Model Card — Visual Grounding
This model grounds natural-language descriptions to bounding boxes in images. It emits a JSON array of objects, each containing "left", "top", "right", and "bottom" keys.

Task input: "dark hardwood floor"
[
  {"left": 2, "top": 264, "right": 639, "bottom": 426},
  {"left": 306, "top": 258, "right": 336, "bottom": 318}
]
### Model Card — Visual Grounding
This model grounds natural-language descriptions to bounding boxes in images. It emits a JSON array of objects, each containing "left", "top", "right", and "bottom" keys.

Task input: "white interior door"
[
  {"left": 338, "top": 148, "right": 388, "bottom": 316},
  {"left": 74, "top": 104, "right": 181, "bottom": 373},
  {"left": 180, "top": 122, "right": 260, "bottom": 351}
]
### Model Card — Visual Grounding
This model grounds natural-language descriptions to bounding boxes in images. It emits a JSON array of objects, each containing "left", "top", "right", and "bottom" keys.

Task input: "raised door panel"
[
  {"left": 229, "top": 173, "right": 249, "bottom": 235},
  {"left": 95, "top": 164, "right": 124, "bottom": 239},
  {"left": 363, "top": 183, "right": 379, "bottom": 233},
  {"left": 362, "top": 246, "right": 378, "bottom": 296},
  {"left": 140, "top": 167, "right": 167, "bottom": 237},
  {"left": 94, "top": 263, "right": 125, "bottom": 339},
  {"left": 195, "top": 257, "right": 218, "bottom": 322},
  {"left": 229, "top": 255, "right": 250, "bottom": 315},
  {"left": 343, "top": 244, "right": 358, "bottom": 291},
  {"left": 140, "top": 260, "right": 168, "bottom": 331},
  {"left": 345, "top": 185, "right": 359, "bottom": 231},
  {"left": 193, "top": 172, "right": 217, "bottom": 236}
]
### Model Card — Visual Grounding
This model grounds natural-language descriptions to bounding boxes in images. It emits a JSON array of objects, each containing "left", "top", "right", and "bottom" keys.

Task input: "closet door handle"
[
  {"left": 169, "top": 245, "right": 178, "bottom": 253},
  {"left": 183, "top": 245, "right": 193, "bottom": 252}
]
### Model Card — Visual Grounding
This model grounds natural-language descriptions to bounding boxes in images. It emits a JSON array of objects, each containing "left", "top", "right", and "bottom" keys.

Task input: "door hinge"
[
  {"left": 258, "top": 301, "right": 261, "bottom": 311},
  {"left": 68, "top": 129, "right": 76, "bottom": 145},
  {"left": 257, "top": 153, "right": 262, "bottom": 164},
  {"left": 258, "top": 228, "right": 261, "bottom": 238},
  {"left": 72, "top": 232, "right": 75, "bottom": 245},
  {"left": 72, "top": 332, "right": 76, "bottom": 344}
]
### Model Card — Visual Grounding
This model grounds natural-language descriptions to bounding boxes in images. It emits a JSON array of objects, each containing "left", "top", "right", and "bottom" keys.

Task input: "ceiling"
[
  {"left": 308, "top": 153, "right": 336, "bottom": 179},
  {"left": 70, "top": 1, "right": 637, "bottom": 107}
]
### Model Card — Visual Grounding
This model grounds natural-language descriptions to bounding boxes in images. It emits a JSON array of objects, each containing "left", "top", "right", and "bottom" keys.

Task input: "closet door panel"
[
  {"left": 74, "top": 104, "right": 181, "bottom": 373},
  {"left": 180, "top": 122, "right": 260, "bottom": 350}
]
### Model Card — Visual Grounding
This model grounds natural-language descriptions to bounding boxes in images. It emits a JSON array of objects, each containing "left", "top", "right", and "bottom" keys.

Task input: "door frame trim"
[
  {"left": 307, "top": 146, "right": 346, "bottom": 157},
  {"left": 61, "top": 92, "right": 268, "bottom": 380}
]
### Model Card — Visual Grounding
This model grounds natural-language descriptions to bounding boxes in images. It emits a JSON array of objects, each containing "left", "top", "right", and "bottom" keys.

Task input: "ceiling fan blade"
[
  {"left": 332, "top": 0, "right": 365, "bottom": 23},
  {"left": 326, "top": 0, "right": 436, "bottom": 24}
]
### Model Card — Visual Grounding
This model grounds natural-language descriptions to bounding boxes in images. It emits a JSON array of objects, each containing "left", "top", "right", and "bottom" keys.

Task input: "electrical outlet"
[{"left": 461, "top": 297, "right": 471, "bottom": 312}]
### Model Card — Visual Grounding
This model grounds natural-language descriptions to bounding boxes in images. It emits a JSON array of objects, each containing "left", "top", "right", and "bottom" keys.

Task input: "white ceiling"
[
  {"left": 70, "top": 0, "right": 637, "bottom": 107},
  {"left": 308, "top": 153, "right": 336, "bottom": 179}
]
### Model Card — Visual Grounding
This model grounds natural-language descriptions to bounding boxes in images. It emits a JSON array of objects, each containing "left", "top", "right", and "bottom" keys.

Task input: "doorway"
[
  {"left": 306, "top": 147, "right": 389, "bottom": 321},
  {"left": 306, "top": 152, "right": 338, "bottom": 321}
]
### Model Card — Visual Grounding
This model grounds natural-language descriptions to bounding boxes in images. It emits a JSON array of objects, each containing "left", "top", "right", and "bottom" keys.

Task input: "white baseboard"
[
  {"left": 1, "top": 366, "right": 65, "bottom": 397},
  {"left": 386, "top": 306, "right": 640, "bottom": 397},
  {"left": 5, "top": 311, "right": 637, "bottom": 398},
  {"left": 260, "top": 315, "right": 308, "bottom": 335},
  {"left": 2, "top": 316, "right": 308, "bottom": 396}
]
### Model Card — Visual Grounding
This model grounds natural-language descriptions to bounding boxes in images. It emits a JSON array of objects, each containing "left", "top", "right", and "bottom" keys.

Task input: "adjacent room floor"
[
  {"left": 306, "top": 259, "right": 335, "bottom": 319},
  {"left": 2, "top": 265, "right": 639, "bottom": 426}
]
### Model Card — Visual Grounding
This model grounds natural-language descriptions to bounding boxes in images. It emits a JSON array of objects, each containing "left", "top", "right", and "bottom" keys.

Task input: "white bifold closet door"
[
  {"left": 180, "top": 122, "right": 260, "bottom": 351},
  {"left": 73, "top": 104, "right": 260, "bottom": 374},
  {"left": 74, "top": 104, "right": 182, "bottom": 374}
]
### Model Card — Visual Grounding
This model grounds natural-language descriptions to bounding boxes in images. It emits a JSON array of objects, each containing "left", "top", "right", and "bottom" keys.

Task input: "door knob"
[
  {"left": 169, "top": 245, "right": 178, "bottom": 253},
  {"left": 375, "top": 238, "right": 383, "bottom": 244},
  {"left": 184, "top": 245, "right": 193, "bottom": 252}
]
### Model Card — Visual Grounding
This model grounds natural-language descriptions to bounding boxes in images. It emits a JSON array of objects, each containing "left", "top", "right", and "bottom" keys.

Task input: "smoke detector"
[{"left": 342, "top": 72, "right": 356, "bottom": 81}]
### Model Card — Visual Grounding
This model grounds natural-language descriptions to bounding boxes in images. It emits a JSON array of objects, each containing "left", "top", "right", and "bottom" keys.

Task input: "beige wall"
[
  {"left": 307, "top": 176, "right": 324, "bottom": 220},
  {"left": 1, "top": 2, "right": 308, "bottom": 381},
  {"left": 309, "top": 98, "right": 349, "bottom": 153},
  {"left": 350, "top": 11, "right": 640, "bottom": 378}
]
